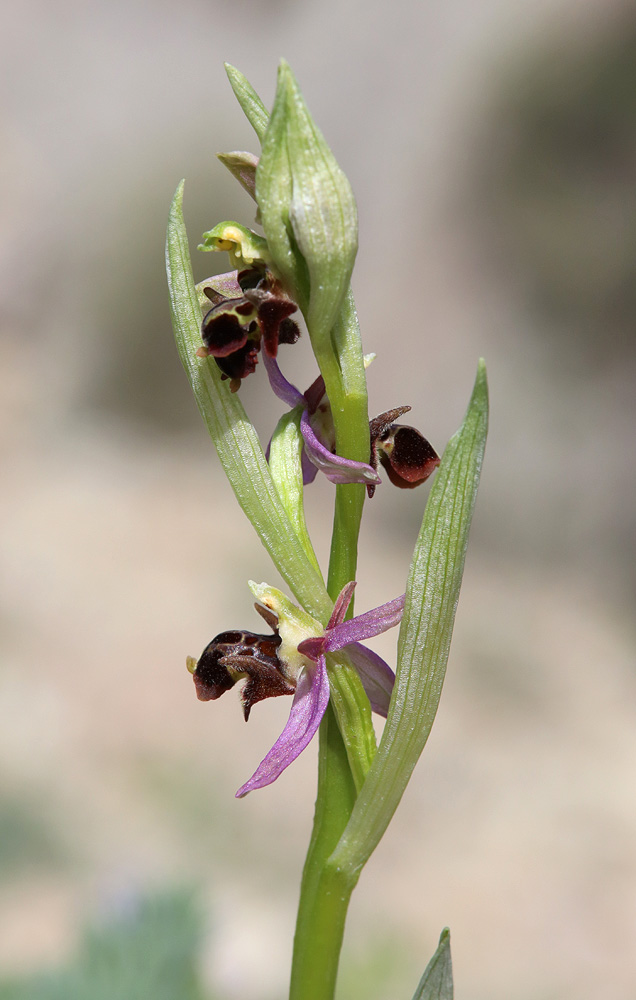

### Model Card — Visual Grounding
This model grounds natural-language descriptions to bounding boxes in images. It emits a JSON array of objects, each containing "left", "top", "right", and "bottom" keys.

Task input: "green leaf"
[
  {"left": 326, "top": 650, "right": 376, "bottom": 792},
  {"left": 224, "top": 63, "right": 269, "bottom": 143},
  {"left": 412, "top": 929, "right": 454, "bottom": 1000},
  {"left": 166, "top": 180, "right": 331, "bottom": 623},
  {"left": 329, "top": 360, "right": 488, "bottom": 876},
  {"left": 268, "top": 406, "right": 321, "bottom": 575}
]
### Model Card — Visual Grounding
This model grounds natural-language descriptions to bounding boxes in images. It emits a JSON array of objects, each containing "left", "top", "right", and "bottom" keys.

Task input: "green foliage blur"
[{"left": 0, "top": 890, "right": 210, "bottom": 1000}]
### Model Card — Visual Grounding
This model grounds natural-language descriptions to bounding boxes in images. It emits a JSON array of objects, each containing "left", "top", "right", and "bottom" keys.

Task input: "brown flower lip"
[
  {"left": 198, "top": 268, "right": 300, "bottom": 392},
  {"left": 191, "top": 604, "right": 294, "bottom": 721},
  {"left": 368, "top": 406, "right": 440, "bottom": 498}
]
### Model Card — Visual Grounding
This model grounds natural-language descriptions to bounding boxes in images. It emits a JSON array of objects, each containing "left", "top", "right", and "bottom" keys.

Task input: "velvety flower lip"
[
  {"left": 262, "top": 352, "right": 381, "bottom": 487},
  {"left": 188, "top": 604, "right": 295, "bottom": 720},
  {"left": 368, "top": 406, "right": 440, "bottom": 498},
  {"left": 198, "top": 269, "right": 300, "bottom": 392},
  {"left": 236, "top": 582, "right": 404, "bottom": 797}
]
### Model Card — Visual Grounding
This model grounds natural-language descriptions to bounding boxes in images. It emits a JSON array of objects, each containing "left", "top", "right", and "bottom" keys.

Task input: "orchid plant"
[{"left": 166, "top": 60, "right": 488, "bottom": 1000}]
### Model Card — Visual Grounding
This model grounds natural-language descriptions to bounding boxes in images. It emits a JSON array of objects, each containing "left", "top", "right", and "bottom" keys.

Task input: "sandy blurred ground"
[{"left": 1, "top": 0, "right": 636, "bottom": 998}]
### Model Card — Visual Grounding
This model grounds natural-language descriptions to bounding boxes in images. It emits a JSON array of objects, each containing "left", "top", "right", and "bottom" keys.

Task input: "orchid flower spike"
[{"left": 187, "top": 582, "right": 405, "bottom": 797}]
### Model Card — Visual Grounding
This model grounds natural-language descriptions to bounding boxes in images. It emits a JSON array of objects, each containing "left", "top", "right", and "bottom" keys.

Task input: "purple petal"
[
  {"left": 328, "top": 581, "right": 356, "bottom": 630},
  {"left": 325, "top": 594, "right": 405, "bottom": 651},
  {"left": 300, "top": 411, "right": 381, "bottom": 486},
  {"left": 235, "top": 657, "right": 330, "bottom": 797},
  {"left": 344, "top": 642, "right": 395, "bottom": 718},
  {"left": 262, "top": 351, "right": 304, "bottom": 407},
  {"left": 303, "top": 373, "right": 326, "bottom": 414},
  {"left": 296, "top": 636, "right": 324, "bottom": 661},
  {"left": 301, "top": 447, "right": 319, "bottom": 485}
]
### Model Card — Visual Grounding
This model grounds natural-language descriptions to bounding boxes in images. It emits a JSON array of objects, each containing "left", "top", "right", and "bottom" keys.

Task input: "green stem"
[
  {"left": 327, "top": 478, "right": 365, "bottom": 598},
  {"left": 289, "top": 704, "right": 357, "bottom": 1000},
  {"left": 326, "top": 291, "right": 371, "bottom": 600},
  {"left": 289, "top": 293, "right": 371, "bottom": 1000}
]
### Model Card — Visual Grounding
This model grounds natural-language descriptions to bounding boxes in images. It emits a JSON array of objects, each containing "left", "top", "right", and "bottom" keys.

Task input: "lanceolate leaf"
[
  {"left": 268, "top": 406, "right": 321, "bottom": 575},
  {"left": 412, "top": 929, "right": 454, "bottom": 1000},
  {"left": 166, "top": 180, "right": 330, "bottom": 623},
  {"left": 329, "top": 360, "right": 488, "bottom": 874},
  {"left": 224, "top": 64, "right": 269, "bottom": 144}
]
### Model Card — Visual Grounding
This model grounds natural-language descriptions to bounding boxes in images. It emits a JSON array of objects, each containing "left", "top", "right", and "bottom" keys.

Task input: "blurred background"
[{"left": 1, "top": 0, "right": 636, "bottom": 997}]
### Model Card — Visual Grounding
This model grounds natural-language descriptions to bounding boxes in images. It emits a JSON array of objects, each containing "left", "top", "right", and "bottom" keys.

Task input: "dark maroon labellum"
[
  {"left": 378, "top": 425, "right": 440, "bottom": 488},
  {"left": 243, "top": 288, "right": 299, "bottom": 357},
  {"left": 201, "top": 305, "right": 256, "bottom": 356},
  {"left": 198, "top": 268, "right": 300, "bottom": 393},
  {"left": 214, "top": 341, "right": 259, "bottom": 384},
  {"left": 368, "top": 406, "right": 440, "bottom": 497},
  {"left": 191, "top": 613, "right": 295, "bottom": 720}
]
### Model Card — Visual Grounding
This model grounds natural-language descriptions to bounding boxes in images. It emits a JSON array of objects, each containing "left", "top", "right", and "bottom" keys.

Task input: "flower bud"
[{"left": 256, "top": 61, "right": 358, "bottom": 349}]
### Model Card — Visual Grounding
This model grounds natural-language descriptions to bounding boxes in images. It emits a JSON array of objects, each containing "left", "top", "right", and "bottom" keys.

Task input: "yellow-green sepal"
[
  {"left": 198, "top": 221, "right": 270, "bottom": 270},
  {"left": 248, "top": 581, "right": 323, "bottom": 682}
]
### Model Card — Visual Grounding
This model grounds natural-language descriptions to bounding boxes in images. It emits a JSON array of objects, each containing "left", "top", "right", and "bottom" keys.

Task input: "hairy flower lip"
[
  {"left": 198, "top": 269, "right": 300, "bottom": 391},
  {"left": 234, "top": 581, "right": 404, "bottom": 797},
  {"left": 367, "top": 406, "right": 441, "bottom": 498},
  {"left": 189, "top": 607, "right": 297, "bottom": 721}
]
